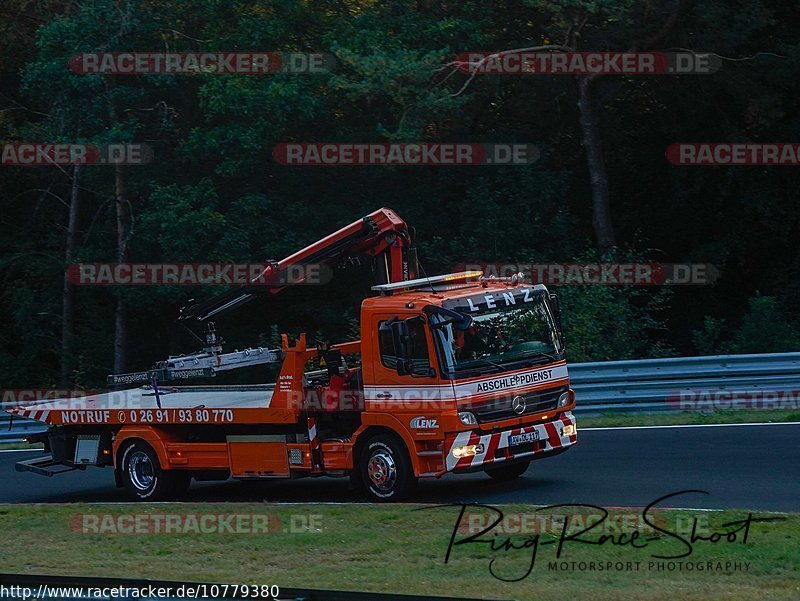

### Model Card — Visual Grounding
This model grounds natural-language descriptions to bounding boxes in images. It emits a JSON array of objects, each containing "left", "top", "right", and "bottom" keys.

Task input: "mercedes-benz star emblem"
[{"left": 511, "top": 395, "right": 527, "bottom": 415}]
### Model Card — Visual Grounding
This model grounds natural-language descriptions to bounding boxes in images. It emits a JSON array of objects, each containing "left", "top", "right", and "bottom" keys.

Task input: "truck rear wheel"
[
  {"left": 361, "top": 434, "right": 417, "bottom": 502},
  {"left": 119, "top": 440, "right": 190, "bottom": 501},
  {"left": 485, "top": 459, "right": 530, "bottom": 481}
]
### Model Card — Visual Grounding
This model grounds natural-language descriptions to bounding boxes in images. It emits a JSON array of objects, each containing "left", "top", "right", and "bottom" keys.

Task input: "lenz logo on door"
[{"left": 410, "top": 416, "right": 439, "bottom": 429}]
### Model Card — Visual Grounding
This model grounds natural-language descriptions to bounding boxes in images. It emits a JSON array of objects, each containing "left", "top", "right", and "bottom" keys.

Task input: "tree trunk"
[
  {"left": 576, "top": 75, "right": 616, "bottom": 254},
  {"left": 113, "top": 164, "right": 129, "bottom": 375},
  {"left": 60, "top": 165, "right": 80, "bottom": 387}
]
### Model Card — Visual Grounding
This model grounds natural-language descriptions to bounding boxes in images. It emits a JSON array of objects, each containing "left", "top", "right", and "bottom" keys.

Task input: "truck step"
[{"left": 15, "top": 455, "right": 86, "bottom": 477}]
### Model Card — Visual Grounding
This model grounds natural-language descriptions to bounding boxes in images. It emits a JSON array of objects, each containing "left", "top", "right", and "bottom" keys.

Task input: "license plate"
[{"left": 509, "top": 431, "right": 539, "bottom": 446}]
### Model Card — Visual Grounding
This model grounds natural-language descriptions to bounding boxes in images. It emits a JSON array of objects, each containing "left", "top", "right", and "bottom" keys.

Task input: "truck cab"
[{"left": 352, "top": 272, "right": 577, "bottom": 499}]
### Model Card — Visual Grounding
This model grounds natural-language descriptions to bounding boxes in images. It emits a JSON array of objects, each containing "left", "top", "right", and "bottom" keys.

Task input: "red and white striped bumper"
[{"left": 444, "top": 411, "right": 576, "bottom": 472}]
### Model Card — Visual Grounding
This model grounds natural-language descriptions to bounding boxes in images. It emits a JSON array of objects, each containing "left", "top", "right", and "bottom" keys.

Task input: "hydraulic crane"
[
  {"left": 178, "top": 207, "right": 416, "bottom": 322},
  {"left": 108, "top": 207, "right": 417, "bottom": 385}
]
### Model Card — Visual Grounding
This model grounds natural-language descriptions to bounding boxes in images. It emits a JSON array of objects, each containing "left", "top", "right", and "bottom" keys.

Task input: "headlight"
[
  {"left": 458, "top": 411, "right": 478, "bottom": 426},
  {"left": 453, "top": 443, "right": 484, "bottom": 458},
  {"left": 558, "top": 392, "right": 570, "bottom": 407}
]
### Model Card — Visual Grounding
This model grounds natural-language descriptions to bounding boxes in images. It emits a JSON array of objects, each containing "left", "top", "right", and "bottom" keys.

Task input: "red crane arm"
[{"left": 178, "top": 207, "right": 414, "bottom": 322}]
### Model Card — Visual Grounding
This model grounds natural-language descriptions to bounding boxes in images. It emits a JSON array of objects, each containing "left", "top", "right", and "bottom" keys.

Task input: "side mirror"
[
  {"left": 548, "top": 293, "right": 560, "bottom": 320},
  {"left": 380, "top": 316, "right": 434, "bottom": 377},
  {"left": 549, "top": 293, "right": 566, "bottom": 347},
  {"left": 391, "top": 320, "right": 413, "bottom": 375},
  {"left": 379, "top": 318, "right": 412, "bottom": 375},
  {"left": 423, "top": 305, "right": 473, "bottom": 330}
]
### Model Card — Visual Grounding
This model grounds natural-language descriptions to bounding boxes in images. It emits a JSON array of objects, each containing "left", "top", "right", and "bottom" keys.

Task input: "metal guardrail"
[
  {"left": 0, "top": 413, "right": 46, "bottom": 442},
  {"left": 2, "top": 353, "right": 799, "bottom": 442},
  {"left": 570, "top": 352, "right": 800, "bottom": 413}
]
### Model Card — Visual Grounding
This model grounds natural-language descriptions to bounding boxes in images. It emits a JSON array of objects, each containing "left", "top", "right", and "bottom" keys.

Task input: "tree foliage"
[{"left": 0, "top": 0, "right": 798, "bottom": 387}]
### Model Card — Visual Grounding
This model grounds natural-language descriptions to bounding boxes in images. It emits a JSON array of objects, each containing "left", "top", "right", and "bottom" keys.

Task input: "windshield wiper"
[
  {"left": 465, "top": 357, "right": 509, "bottom": 372},
  {"left": 523, "top": 351, "right": 562, "bottom": 365},
  {"left": 501, "top": 350, "right": 560, "bottom": 365}
]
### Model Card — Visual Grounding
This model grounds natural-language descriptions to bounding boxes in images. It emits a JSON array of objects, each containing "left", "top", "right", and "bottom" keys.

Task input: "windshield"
[{"left": 431, "top": 292, "right": 563, "bottom": 376}]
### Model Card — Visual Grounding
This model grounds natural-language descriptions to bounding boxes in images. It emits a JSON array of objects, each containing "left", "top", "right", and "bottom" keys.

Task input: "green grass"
[
  {"left": 0, "top": 503, "right": 796, "bottom": 600},
  {"left": 0, "top": 442, "right": 43, "bottom": 451},
  {"left": 578, "top": 409, "right": 800, "bottom": 429}
]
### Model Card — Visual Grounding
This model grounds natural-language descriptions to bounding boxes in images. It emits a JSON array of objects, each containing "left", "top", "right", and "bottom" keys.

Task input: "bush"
[
  {"left": 692, "top": 296, "right": 800, "bottom": 356},
  {"left": 558, "top": 285, "right": 673, "bottom": 363}
]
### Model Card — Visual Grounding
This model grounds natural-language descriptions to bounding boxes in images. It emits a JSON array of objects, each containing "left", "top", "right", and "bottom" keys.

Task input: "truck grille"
[{"left": 466, "top": 385, "right": 568, "bottom": 423}]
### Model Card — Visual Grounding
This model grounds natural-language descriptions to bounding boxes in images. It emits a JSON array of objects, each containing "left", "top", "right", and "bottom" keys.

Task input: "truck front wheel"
[
  {"left": 119, "top": 440, "right": 190, "bottom": 501},
  {"left": 361, "top": 434, "right": 417, "bottom": 502}
]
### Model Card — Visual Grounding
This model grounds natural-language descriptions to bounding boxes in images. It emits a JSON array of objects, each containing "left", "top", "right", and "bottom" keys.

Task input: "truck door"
[{"left": 363, "top": 313, "right": 446, "bottom": 416}]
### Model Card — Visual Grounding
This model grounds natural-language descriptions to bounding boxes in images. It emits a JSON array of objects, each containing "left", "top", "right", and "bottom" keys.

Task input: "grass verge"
[
  {"left": 0, "top": 503, "right": 796, "bottom": 601},
  {"left": 0, "top": 442, "right": 43, "bottom": 451}
]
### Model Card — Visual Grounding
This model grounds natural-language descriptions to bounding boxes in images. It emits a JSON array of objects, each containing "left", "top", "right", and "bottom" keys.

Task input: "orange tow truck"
[{"left": 12, "top": 208, "right": 577, "bottom": 501}]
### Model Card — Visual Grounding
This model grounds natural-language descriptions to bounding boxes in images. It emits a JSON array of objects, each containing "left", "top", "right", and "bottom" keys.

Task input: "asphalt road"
[{"left": 1, "top": 423, "right": 797, "bottom": 511}]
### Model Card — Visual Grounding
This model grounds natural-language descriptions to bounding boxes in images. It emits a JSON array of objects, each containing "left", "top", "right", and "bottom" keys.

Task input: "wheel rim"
[
  {"left": 128, "top": 450, "right": 155, "bottom": 491},
  {"left": 367, "top": 449, "right": 397, "bottom": 492}
]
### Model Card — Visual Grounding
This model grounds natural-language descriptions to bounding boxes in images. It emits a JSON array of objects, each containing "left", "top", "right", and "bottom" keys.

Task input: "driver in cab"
[{"left": 454, "top": 323, "right": 487, "bottom": 360}]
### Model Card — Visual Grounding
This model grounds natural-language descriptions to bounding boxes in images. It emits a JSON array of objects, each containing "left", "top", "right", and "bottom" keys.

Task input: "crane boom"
[{"left": 178, "top": 207, "right": 415, "bottom": 322}]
